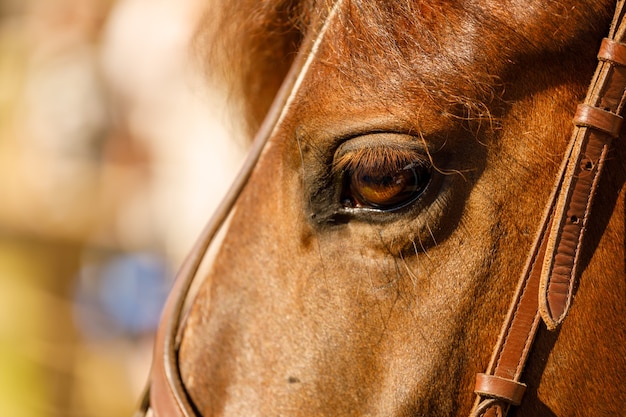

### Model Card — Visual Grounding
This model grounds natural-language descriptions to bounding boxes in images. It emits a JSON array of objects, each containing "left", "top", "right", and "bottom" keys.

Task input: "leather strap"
[
  {"left": 133, "top": 2, "right": 625, "bottom": 416},
  {"left": 134, "top": 3, "right": 346, "bottom": 416},
  {"left": 474, "top": 374, "right": 526, "bottom": 406},
  {"left": 471, "top": 2, "right": 626, "bottom": 415},
  {"left": 540, "top": 30, "right": 626, "bottom": 329},
  {"left": 573, "top": 104, "right": 623, "bottom": 137}
]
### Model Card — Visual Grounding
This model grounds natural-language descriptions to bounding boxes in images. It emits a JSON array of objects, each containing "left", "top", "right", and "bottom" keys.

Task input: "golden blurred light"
[{"left": 0, "top": 0, "right": 244, "bottom": 416}]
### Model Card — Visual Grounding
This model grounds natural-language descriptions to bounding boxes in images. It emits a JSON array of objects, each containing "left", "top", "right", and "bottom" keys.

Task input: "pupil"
[{"left": 361, "top": 174, "right": 396, "bottom": 187}]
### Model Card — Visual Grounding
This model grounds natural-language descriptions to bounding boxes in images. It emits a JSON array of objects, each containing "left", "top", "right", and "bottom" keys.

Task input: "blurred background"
[{"left": 0, "top": 0, "right": 245, "bottom": 415}]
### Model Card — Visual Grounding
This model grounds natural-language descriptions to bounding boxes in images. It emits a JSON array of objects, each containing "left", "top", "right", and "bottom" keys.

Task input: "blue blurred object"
[{"left": 74, "top": 251, "right": 171, "bottom": 340}]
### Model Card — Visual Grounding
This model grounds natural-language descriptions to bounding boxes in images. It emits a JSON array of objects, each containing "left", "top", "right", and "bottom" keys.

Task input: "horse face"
[{"left": 178, "top": 1, "right": 622, "bottom": 416}]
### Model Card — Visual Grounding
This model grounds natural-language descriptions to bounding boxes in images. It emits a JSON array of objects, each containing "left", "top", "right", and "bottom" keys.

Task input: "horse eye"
[{"left": 340, "top": 154, "right": 431, "bottom": 211}]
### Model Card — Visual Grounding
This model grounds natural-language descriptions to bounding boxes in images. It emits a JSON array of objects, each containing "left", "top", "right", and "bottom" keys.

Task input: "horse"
[{"left": 139, "top": 1, "right": 626, "bottom": 416}]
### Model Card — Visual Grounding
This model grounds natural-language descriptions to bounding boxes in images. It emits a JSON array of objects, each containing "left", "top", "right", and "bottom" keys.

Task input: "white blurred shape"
[{"left": 100, "top": 0, "right": 245, "bottom": 263}]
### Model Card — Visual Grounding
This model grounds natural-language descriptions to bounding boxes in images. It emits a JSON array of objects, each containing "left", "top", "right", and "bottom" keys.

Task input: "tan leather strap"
[
  {"left": 471, "top": 2, "right": 626, "bottom": 415},
  {"left": 474, "top": 374, "right": 526, "bottom": 406},
  {"left": 540, "top": 31, "right": 626, "bottom": 329},
  {"left": 470, "top": 215, "right": 549, "bottom": 417},
  {"left": 135, "top": 4, "right": 346, "bottom": 416}
]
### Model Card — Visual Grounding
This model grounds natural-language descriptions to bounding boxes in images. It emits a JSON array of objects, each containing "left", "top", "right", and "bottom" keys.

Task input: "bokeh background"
[{"left": 0, "top": 0, "right": 245, "bottom": 415}]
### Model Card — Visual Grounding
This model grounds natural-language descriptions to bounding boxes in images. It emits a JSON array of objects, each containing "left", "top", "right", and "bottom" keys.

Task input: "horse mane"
[
  {"left": 193, "top": 0, "right": 313, "bottom": 136},
  {"left": 195, "top": 0, "right": 612, "bottom": 138}
]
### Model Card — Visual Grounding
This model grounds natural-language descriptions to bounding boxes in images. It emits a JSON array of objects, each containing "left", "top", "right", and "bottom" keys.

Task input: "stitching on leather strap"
[
  {"left": 472, "top": 1, "right": 626, "bottom": 415},
  {"left": 471, "top": 214, "right": 549, "bottom": 415},
  {"left": 539, "top": 0, "right": 626, "bottom": 330},
  {"left": 540, "top": 27, "right": 626, "bottom": 329},
  {"left": 474, "top": 374, "right": 527, "bottom": 406},
  {"left": 539, "top": 132, "right": 609, "bottom": 329},
  {"left": 573, "top": 104, "right": 624, "bottom": 137},
  {"left": 493, "top": 243, "right": 544, "bottom": 378}
]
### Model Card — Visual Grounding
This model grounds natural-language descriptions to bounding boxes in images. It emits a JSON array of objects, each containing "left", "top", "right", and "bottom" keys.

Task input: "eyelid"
[
  {"left": 332, "top": 133, "right": 430, "bottom": 175},
  {"left": 333, "top": 146, "right": 429, "bottom": 178},
  {"left": 331, "top": 133, "right": 433, "bottom": 213}
]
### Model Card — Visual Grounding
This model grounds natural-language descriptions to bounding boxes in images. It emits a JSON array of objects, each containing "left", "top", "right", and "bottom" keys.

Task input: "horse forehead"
[
  {"left": 315, "top": 4, "right": 486, "bottom": 84},
  {"left": 310, "top": 1, "right": 608, "bottom": 67},
  {"left": 286, "top": 3, "right": 534, "bottom": 117}
]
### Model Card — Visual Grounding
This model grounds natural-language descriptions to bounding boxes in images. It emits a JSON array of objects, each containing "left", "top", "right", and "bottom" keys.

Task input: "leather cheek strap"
[
  {"left": 573, "top": 104, "right": 623, "bottom": 138},
  {"left": 599, "top": 37, "right": 626, "bottom": 66},
  {"left": 539, "top": 36, "right": 626, "bottom": 330},
  {"left": 474, "top": 374, "right": 526, "bottom": 406},
  {"left": 471, "top": 4, "right": 626, "bottom": 416}
]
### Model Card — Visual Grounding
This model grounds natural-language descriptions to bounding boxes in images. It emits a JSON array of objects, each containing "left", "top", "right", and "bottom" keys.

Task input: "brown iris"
[{"left": 335, "top": 145, "right": 431, "bottom": 210}]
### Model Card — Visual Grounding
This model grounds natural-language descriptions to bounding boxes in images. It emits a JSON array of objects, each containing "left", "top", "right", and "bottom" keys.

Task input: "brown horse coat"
[{"left": 177, "top": 1, "right": 625, "bottom": 415}]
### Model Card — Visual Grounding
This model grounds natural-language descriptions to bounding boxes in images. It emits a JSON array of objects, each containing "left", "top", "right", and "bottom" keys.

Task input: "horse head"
[{"left": 151, "top": 1, "right": 626, "bottom": 416}]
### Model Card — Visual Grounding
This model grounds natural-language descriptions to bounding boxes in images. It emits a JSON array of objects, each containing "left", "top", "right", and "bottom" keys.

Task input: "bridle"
[
  {"left": 134, "top": 4, "right": 346, "bottom": 415},
  {"left": 135, "top": 2, "right": 626, "bottom": 416},
  {"left": 471, "top": 1, "right": 626, "bottom": 415}
]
